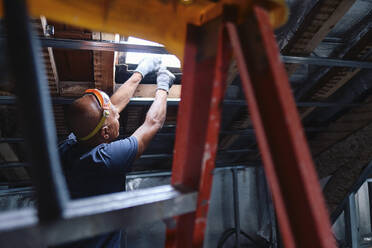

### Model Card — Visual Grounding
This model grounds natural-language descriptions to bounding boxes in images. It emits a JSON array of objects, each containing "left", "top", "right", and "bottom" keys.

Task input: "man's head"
[{"left": 67, "top": 89, "right": 120, "bottom": 146}]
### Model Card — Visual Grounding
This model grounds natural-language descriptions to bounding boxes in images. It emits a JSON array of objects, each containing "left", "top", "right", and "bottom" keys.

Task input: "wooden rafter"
[
  {"left": 31, "top": 17, "right": 60, "bottom": 95},
  {"left": 300, "top": 31, "right": 372, "bottom": 118},
  {"left": 219, "top": 0, "right": 356, "bottom": 151},
  {"left": 282, "top": 0, "right": 356, "bottom": 75},
  {"left": 92, "top": 32, "right": 115, "bottom": 95}
]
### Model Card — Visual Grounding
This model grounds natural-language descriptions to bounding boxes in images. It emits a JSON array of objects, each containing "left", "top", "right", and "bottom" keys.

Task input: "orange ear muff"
[{"left": 85, "top": 89, "right": 105, "bottom": 108}]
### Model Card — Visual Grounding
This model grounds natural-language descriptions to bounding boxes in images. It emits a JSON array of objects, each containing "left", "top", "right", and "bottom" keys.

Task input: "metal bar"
[
  {"left": 3, "top": 0, "right": 69, "bottom": 220},
  {"left": 165, "top": 18, "right": 221, "bottom": 248},
  {"left": 127, "top": 98, "right": 180, "bottom": 106},
  {"left": 40, "top": 37, "right": 169, "bottom": 54},
  {"left": 331, "top": 161, "right": 372, "bottom": 223},
  {"left": 0, "top": 165, "right": 255, "bottom": 188},
  {"left": 0, "top": 149, "right": 260, "bottom": 170},
  {"left": 226, "top": 6, "right": 335, "bottom": 248},
  {"left": 322, "top": 37, "right": 344, "bottom": 44},
  {"left": 369, "top": 182, "right": 372, "bottom": 231},
  {"left": 0, "top": 180, "right": 33, "bottom": 188},
  {"left": 282, "top": 55, "right": 372, "bottom": 69},
  {"left": 0, "top": 185, "right": 197, "bottom": 247},
  {"left": 0, "top": 187, "right": 34, "bottom": 196},
  {"left": 0, "top": 162, "right": 30, "bottom": 169},
  {"left": 345, "top": 194, "right": 359, "bottom": 248},
  {"left": 296, "top": 102, "right": 361, "bottom": 107},
  {"left": 23, "top": 37, "right": 372, "bottom": 70},
  {"left": 232, "top": 168, "right": 241, "bottom": 248},
  {"left": 5, "top": 36, "right": 372, "bottom": 70},
  {"left": 0, "top": 137, "right": 25, "bottom": 143},
  {"left": 221, "top": 148, "right": 256, "bottom": 153},
  {"left": 0, "top": 126, "right": 327, "bottom": 144},
  {"left": 140, "top": 154, "right": 173, "bottom": 159},
  {"left": 127, "top": 171, "right": 173, "bottom": 179},
  {"left": 0, "top": 95, "right": 362, "bottom": 108},
  {"left": 126, "top": 165, "right": 250, "bottom": 179},
  {"left": 6, "top": 163, "right": 254, "bottom": 175}
]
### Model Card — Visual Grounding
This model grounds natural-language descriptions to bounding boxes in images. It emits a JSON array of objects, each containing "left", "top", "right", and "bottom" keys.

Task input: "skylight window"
[{"left": 124, "top": 36, "right": 181, "bottom": 68}]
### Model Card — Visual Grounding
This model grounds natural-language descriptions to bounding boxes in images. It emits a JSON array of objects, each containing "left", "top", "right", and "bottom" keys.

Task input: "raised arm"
[
  {"left": 110, "top": 57, "right": 161, "bottom": 113},
  {"left": 132, "top": 67, "right": 175, "bottom": 158}
]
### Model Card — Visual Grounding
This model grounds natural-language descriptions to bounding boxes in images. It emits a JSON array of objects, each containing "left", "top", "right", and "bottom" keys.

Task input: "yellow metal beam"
[{"left": 0, "top": 0, "right": 287, "bottom": 62}]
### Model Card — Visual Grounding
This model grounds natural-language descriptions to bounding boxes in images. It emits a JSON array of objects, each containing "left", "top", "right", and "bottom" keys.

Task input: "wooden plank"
[
  {"left": 59, "top": 81, "right": 92, "bottom": 96},
  {"left": 92, "top": 32, "right": 115, "bottom": 95},
  {"left": 93, "top": 50, "right": 115, "bottom": 94},
  {"left": 32, "top": 17, "right": 59, "bottom": 95},
  {"left": 47, "top": 47, "right": 59, "bottom": 94},
  {"left": 51, "top": 22, "right": 94, "bottom": 83}
]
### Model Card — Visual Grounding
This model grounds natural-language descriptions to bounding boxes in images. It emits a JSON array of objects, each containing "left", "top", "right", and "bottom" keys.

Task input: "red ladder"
[{"left": 166, "top": 5, "right": 336, "bottom": 248}]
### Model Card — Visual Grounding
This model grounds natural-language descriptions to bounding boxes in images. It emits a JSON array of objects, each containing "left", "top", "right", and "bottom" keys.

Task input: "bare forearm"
[
  {"left": 110, "top": 72, "right": 142, "bottom": 113},
  {"left": 146, "top": 90, "right": 167, "bottom": 128},
  {"left": 132, "top": 90, "right": 167, "bottom": 157}
]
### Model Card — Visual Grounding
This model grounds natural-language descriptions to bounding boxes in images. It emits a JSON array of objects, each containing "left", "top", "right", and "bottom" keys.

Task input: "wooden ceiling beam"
[
  {"left": 93, "top": 32, "right": 115, "bottom": 95},
  {"left": 35, "top": 17, "right": 60, "bottom": 95},
  {"left": 218, "top": 0, "right": 356, "bottom": 152},
  {"left": 300, "top": 30, "right": 372, "bottom": 119},
  {"left": 282, "top": 0, "right": 356, "bottom": 75}
]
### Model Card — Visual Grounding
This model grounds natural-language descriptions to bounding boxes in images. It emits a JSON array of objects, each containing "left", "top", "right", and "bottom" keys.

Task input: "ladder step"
[{"left": 0, "top": 185, "right": 197, "bottom": 247}]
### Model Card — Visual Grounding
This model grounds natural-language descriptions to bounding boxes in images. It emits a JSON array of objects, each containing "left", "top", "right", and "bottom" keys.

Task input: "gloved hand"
[
  {"left": 157, "top": 66, "right": 175, "bottom": 93},
  {"left": 134, "top": 56, "right": 162, "bottom": 78}
]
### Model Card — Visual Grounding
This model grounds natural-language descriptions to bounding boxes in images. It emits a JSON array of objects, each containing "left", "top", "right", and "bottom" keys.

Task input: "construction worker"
[{"left": 56, "top": 57, "right": 175, "bottom": 248}]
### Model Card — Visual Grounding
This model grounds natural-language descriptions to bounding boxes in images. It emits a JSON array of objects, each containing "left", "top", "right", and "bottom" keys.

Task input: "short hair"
[{"left": 66, "top": 95, "right": 102, "bottom": 139}]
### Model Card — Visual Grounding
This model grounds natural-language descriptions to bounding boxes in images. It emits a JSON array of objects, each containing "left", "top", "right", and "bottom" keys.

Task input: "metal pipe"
[
  {"left": 40, "top": 37, "right": 169, "bottom": 54},
  {"left": 232, "top": 168, "right": 241, "bottom": 248},
  {"left": 345, "top": 194, "right": 359, "bottom": 248},
  {"left": 126, "top": 165, "right": 251, "bottom": 179},
  {"left": 0, "top": 187, "right": 34, "bottom": 196},
  {"left": 0, "top": 95, "right": 362, "bottom": 108},
  {"left": 282, "top": 55, "right": 372, "bottom": 69},
  {"left": 0, "top": 126, "right": 326, "bottom": 144},
  {"left": 0, "top": 162, "right": 30, "bottom": 169},
  {"left": 12, "top": 37, "right": 372, "bottom": 70},
  {"left": 3, "top": 0, "right": 69, "bottom": 220},
  {"left": 0, "top": 180, "right": 33, "bottom": 187}
]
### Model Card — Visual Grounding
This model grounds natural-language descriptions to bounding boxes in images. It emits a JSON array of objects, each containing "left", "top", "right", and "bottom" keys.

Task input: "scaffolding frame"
[{"left": 0, "top": 1, "right": 335, "bottom": 247}]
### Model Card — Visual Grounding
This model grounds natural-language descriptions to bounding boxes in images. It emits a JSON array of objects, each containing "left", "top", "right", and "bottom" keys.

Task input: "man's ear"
[{"left": 101, "top": 126, "right": 110, "bottom": 140}]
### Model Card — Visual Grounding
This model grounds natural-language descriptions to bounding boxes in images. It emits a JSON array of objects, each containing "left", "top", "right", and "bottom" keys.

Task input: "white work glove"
[
  {"left": 157, "top": 66, "right": 176, "bottom": 93},
  {"left": 134, "top": 56, "right": 161, "bottom": 78}
]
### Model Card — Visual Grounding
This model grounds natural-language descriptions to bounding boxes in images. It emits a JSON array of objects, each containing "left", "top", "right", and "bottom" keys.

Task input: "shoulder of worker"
[
  {"left": 92, "top": 136, "right": 138, "bottom": 172},
  {"left": 58, "top": 133, "right": 78, "bottom": 152}
]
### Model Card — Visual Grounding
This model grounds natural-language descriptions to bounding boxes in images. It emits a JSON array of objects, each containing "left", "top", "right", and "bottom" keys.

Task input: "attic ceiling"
[{"left": 0, "top": 0, "right": 372, "bottom": 214}]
